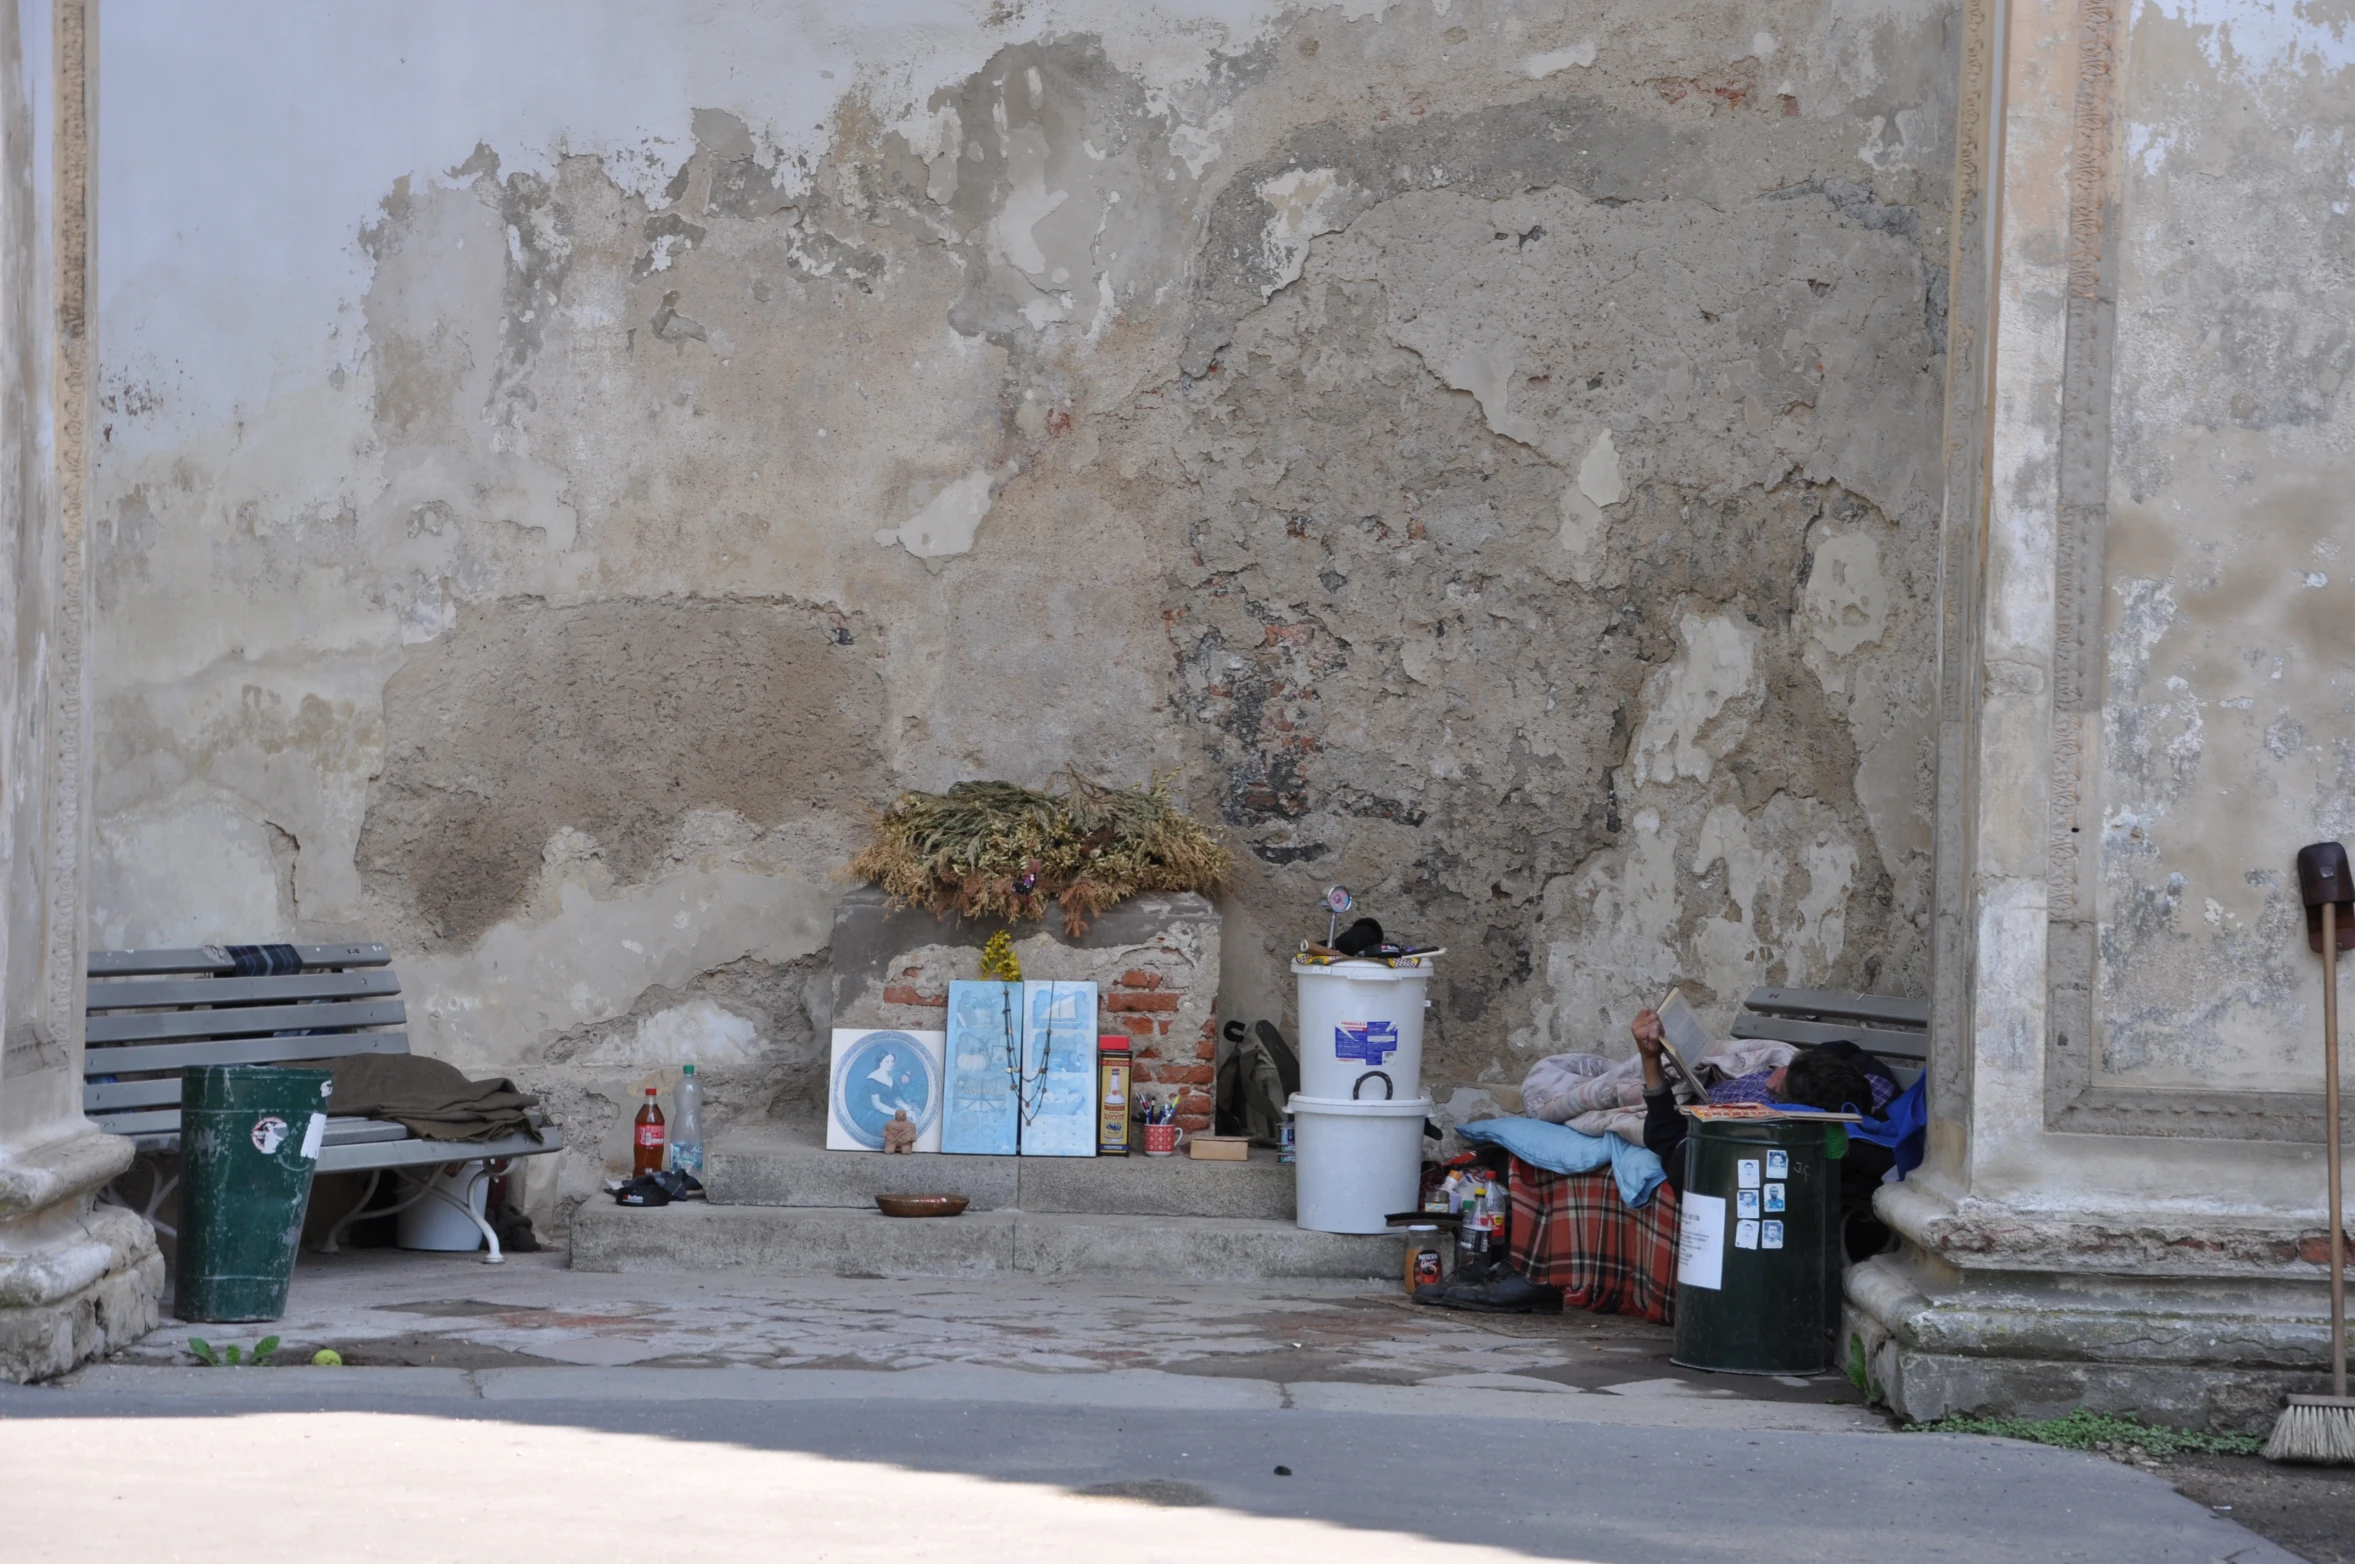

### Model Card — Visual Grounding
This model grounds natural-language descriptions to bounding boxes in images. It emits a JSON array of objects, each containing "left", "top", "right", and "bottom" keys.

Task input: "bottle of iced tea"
[{"left": 633, "top": 1085, "right": 667, "bottom": 1176}]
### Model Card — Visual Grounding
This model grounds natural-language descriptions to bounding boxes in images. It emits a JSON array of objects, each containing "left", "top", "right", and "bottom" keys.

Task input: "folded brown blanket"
[{"left": 327, "top": 1053, "right": 543, "bottom": 1145}]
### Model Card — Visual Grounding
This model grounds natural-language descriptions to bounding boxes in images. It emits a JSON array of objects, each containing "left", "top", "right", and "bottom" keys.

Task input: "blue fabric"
[
  {"left": 1847, "top": 1075, "right": 1928, "bottom": 1178},
  {"left": 1455, "top": 1117, "right": 1669, "bottom": 1209}
]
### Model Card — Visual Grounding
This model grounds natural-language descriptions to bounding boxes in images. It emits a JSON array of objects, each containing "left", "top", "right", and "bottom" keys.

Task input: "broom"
[{"left": 2266, "top": 841, "right": 2355, "bottom": 1464}]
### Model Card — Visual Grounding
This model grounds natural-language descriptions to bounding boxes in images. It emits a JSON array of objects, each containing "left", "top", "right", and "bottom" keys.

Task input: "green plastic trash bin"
[
  {"left": 175, "top": 1065, "right": 334, "bottom": 1324},
  {"left": 1670, "top": 1116, "right": 1842, "bottom": 1375}
]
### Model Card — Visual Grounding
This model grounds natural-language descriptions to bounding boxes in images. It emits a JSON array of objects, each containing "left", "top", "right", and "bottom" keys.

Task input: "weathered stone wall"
[{"left": 90, "top": 2, "right": 1957, "bottom": 1222}]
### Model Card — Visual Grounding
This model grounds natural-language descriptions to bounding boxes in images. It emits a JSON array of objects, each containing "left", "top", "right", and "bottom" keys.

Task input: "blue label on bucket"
[{"left": 1335, "top": 1020, "right": 1399, "bottom": 1064}]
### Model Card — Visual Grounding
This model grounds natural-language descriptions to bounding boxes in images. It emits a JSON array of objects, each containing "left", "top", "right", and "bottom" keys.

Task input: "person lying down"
[{"left": 1520, "top": 1008, "right": 1896, "bottom": 1148}]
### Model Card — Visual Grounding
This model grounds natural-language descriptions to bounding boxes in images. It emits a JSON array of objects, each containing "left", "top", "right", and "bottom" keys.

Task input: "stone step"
[
  {"left": 570, "top": 1202, "right": 1402, "bottom": 1283},
  {"left": 704, "top": 1124, "right": 1295, "bottom": 1221}
]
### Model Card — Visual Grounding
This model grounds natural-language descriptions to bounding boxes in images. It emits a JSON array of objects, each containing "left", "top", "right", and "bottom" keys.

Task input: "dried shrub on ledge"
[{"left": 847, "top": 771, "right": 1229, "bottom": 935}]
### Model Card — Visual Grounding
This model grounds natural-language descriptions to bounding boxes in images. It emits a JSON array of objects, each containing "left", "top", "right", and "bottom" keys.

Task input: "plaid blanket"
[{"left": 1507, "top": 1157, "right": 1680, "bottom": 1326}]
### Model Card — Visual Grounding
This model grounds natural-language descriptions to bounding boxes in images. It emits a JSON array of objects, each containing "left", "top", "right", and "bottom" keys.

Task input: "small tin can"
[
  {"left": 1277, "top": 1116, "right": 1295, "bottom": 1164},
  {"left": 1404, "top": 1226, "right": 1443, "bottom": 1292}
]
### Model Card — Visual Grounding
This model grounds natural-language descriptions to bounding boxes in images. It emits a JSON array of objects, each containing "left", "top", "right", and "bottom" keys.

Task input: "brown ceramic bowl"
[{"left": 876, "top": 1194, "right": 969, "bottom": 1218}]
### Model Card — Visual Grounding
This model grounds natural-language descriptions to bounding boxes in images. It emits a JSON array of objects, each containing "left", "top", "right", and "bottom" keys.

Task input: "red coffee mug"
[{"left": 1142, "top": 1122, "right": 1186, "bottom": 1156}]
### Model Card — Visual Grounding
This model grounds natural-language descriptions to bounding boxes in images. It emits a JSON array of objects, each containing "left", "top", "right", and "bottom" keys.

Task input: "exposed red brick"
[
  {"left": 1117, "top": 969, "right": 1164, "bottom": 990},
  {"left": 882, "top": 985, "right": 946, "bottom": 1008},
  {"left": 1118, "top": 1014, "right": 1159, "bottom": 1037},
  {"left": 1107, "top": 992, "right": 1179, "bottom": 1013}
]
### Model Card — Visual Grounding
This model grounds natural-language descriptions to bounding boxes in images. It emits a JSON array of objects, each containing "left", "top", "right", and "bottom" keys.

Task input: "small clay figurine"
[{"left": 883, "top": 1107, "right": 917, "bottom": 1153}]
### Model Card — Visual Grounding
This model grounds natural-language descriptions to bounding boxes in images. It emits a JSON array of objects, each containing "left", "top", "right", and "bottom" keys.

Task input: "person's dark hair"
[{"left": 1780, "top": 1048, "right": 1874, "bottom": 1115}]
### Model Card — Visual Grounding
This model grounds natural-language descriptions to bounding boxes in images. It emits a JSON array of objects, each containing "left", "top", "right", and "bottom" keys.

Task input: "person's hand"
[{"left": 1631, "top": 1008, "right": 1664, "bottom": 1059}]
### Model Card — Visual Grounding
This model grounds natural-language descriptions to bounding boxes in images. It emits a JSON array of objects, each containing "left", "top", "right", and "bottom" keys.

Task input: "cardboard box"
[{"left": 1188, "top": 1134, "right": 1251, "bottom": 1162}]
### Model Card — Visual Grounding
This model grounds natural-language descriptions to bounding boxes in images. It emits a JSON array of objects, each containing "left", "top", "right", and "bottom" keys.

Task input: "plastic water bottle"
[{"left": 671, "top": 1063, "right": 705, "bottom": 1178}]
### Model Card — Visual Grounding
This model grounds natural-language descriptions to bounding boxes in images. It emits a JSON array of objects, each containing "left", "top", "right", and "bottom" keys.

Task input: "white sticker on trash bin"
[
  {"left": 1762, "top": 1220, "right": 1785, "bottom": 1250},
  {"left": 1737, "top": 1158, "right": 1761, "bottom": 1189},
  {"left": 1677, "top": 1192, "right": 1726, "bottom": 1290},
  {"left": 1736, "top": 1188, "right": 1760, "bottom": 1219},
  {"left": 1334, "top": 1021, "right": 1399, "bottom": 1064},
  {"left": 249, "top": 1116, "right": 288, "bottom": 1155},
  {"left": 1735, "top": 1219, "right": 1760, "bottom": 1250},
  {"left": 1766, "top": 1150, "right": 1789, "bottom": 1179},
  {"left": 299, "top": 1112, "right": 326, "bottom": 1161},
  {"left": 1764, "top": 1183, "right": 1785, "bottom": 1213}
]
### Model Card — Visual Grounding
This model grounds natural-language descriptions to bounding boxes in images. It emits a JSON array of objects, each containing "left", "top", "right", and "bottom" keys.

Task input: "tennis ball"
[{"left": 310, "top": 1349, "right": 343, "bottom": 1367}]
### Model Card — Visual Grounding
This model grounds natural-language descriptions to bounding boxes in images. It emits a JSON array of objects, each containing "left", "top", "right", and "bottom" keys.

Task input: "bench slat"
[
  {"left": 84, "top": 1077, "right": 186, "bottom": 1111},
  {"left": 88, "top": 944, "right": 391, "bottom": 977},
  {"left": 1730, "top": 1013, "right": 1930, "bottom": 1058},
  {"left": 93, "top": 1112, "right": 421, "bottom": 1146},
  {"left": 316, "top": 1126, "right": 560, "bottom": 1175},
  {"left": 84, "top": 1031, "right": 411, "bottom": 1075},
  {"left": 86, "top": 970, "right": 402, "bottom": 1011},
  {"left": 113, "top": 1122, "right": 563, "bottom": 1167},
  {"left": 1741, "top": 986, "right": 1928, "bottom": 1028},
  {"left": 88, "top": 997, "right": 406, "bottom": 1045}
]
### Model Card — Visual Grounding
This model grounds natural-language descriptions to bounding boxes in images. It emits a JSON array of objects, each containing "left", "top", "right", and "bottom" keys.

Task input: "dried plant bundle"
[{"left": 847, "top": 770, "right": 1229, "bottom": 935}]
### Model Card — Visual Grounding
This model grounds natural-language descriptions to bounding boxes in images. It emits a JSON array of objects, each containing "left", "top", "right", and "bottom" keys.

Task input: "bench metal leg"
[
  {"left": 416, "top": 1162, "right": 503, "bottom": 1264},
  {"left": 100, "top": 1159, "right": 181, "bottom": 1241},
  {"left": 320, "top": 1162, "right": 503, "bottom": 1261},
  {"left": 318, "top": 1168, "right": 385, "bottom": 1255}
]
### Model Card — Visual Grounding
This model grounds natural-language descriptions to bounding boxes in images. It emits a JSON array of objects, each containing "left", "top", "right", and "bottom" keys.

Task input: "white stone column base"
[
  {"left": 1841, "top": 1179, "right": 2345, "bottom": 1432},
  {"left": 0, "top": 1131, "right": 166, "bottom": 1383}
]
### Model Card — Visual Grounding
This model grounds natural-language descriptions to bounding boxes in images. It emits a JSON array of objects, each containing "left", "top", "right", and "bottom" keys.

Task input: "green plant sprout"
[{"left": 186, "top": 1334, "right": 279, "bottom": 1367}]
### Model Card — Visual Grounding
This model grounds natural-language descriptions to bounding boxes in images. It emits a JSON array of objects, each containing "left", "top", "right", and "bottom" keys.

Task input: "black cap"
[{"left": 2295, "top": 841, "right": 2355, "bottom": 952}]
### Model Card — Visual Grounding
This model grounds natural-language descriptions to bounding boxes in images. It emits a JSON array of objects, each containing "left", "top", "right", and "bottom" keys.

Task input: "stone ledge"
[
  {"left": 0, "top": 1239, "right": 163, "bottom": 1384},
  {"left": 1876, "top": 1176, "right": 2350, "bottom": 1280},
  {"left": 0, "top": 1128, "right": 136, "bottom": 1222},
  {"left": 570, "top": 1202, "right": 1395, "bottom": 1282},
  {"left": 1843, "top": 1252, "right": 2346, "bottom": 1431},
  {"left": 706, "top": 1122, "right": 1293, "bottom": 1219}
]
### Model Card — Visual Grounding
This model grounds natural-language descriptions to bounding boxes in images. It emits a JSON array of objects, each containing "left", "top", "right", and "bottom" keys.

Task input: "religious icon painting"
[{"left": 827, "top": 1028, "right": 947, "bottom": 1153}]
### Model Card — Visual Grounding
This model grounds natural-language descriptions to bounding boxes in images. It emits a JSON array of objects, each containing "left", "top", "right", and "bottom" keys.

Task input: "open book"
[{"left": 1652, "top": 989, "right": 1717, "bottom": 1104}]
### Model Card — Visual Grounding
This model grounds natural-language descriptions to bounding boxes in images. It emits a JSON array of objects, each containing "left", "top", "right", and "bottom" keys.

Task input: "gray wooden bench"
[
  {"left": 1731, "top": 986, "right": 1928, "bottom": 1089},
  {"left": 85, "top": 941, "right": 561, "bottom": 1264}
]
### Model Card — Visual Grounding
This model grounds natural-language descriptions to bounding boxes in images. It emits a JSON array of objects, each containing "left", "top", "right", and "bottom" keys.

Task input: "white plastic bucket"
[
  {"left": 396, "top": 1161, "right": 488, "bottom": 1252},
  {"left": 1289, "top": 1091, "right": 1433, "bottom": 1234},
  {"left": 1291, "top": 958, "right": 1435, "bottom": 1102}
]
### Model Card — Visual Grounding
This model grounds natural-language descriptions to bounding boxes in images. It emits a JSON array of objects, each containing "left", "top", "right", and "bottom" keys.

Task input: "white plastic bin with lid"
[
  {"left": 1289, "top": 1091, "right": 1432, "bottom": 1234},
  {"left": 1290, "top": 957, "right": 1435, "bottom": 1102},
  {"left": 396, "top": 1160, "right": 490, "bottom": 1252}
]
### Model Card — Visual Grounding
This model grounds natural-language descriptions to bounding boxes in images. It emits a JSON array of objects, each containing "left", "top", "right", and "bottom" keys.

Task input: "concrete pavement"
[
  {"left": 0, "top": 1250, "right": 2305, "bottom": 1562},
  {"left": 0, "top": 1380, "right": 2294, "bottom": 1563}
]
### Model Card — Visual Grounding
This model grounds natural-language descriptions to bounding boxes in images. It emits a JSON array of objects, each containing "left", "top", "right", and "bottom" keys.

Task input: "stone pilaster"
[
  {"left": 1846, "top": 0, "right": 2353, "bottom": 1430},
  {"left": 0, "top": 0, "right": 162, "bottom": 1382}
]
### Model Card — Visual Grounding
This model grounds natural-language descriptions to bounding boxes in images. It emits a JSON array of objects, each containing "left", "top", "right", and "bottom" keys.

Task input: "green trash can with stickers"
[
  {"left": 175, "top": 1065, "right": 334, "bottom": 1324},
  {"left": 1670, "top": 1113, "right": 1848, "bottom": 1375}
]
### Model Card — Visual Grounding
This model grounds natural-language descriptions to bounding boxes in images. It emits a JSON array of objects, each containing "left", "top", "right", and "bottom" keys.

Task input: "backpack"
[{"left": 1217, "top": 1019, "right": 1301, "bottom": 1146}]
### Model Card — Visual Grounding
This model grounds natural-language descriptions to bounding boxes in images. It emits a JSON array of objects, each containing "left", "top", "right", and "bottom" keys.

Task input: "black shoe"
[
  {"left": 1422, "top": 1267, "right": 1563, "bottom": 1314},
  {"left": 613, "top": 1174, "right": 671, "bottom": 1207}
]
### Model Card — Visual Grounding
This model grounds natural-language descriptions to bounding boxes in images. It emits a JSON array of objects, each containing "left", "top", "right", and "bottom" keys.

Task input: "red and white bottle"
[{"left": 633, "top": 1086, "right": 667, "bottom": 1176}]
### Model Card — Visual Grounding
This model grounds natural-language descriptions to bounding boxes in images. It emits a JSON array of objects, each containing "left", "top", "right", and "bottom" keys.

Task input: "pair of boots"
[{"left": 1411, "top": 1250, "right": 1563, "bottom": 1313}]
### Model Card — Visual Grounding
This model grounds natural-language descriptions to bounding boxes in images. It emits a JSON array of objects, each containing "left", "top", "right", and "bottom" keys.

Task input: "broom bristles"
[{"left": 2263, "top": 1396, "right": 2355, "bottom": 1464}]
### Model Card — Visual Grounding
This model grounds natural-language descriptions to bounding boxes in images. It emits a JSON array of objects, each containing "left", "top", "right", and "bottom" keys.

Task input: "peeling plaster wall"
[
  {"left": 2092, "top": 1, "right": 2355, "bottom": 1095},
  {"left": 91, "top": 0, "right": 1955, "bottom": 1215}
]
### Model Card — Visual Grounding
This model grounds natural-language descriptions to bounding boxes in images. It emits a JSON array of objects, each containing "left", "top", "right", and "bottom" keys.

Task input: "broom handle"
[{"left": 2329, "top": 900, "right": 2346, "bottom": 1400}]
